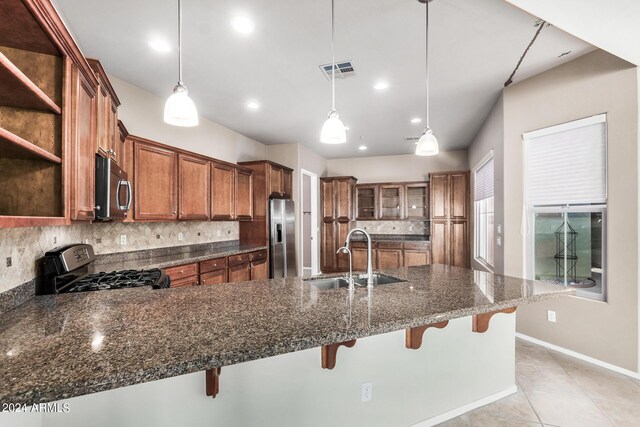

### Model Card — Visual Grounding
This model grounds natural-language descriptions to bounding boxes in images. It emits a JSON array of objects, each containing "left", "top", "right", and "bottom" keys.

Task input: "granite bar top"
[
  {"left": 350, "top": 234, "right": 430, "bottom": 242},
  {"left": 88, "top": 243, "right": 268, "bottom": 273},
  {"left": 0, "top": 265, "right": 573, "bottom": 405}
]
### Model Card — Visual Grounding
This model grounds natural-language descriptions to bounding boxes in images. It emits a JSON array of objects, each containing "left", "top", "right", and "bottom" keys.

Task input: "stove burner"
[{"left": 67, "top": 269, "right": 168, "bottom": 292}]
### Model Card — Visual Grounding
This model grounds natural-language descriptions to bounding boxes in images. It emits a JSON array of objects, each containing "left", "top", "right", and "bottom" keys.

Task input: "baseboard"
[
  {"left": 411, "top": 385, "right": 518, "bottom": 427},
  {"left": 516, "top": 333, "right": 640, "bottom": 380}
]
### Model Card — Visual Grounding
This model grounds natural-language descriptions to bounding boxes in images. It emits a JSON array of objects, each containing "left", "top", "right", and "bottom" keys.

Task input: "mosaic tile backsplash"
[
  {"left": 0, "top": 221, "right": 238, "bottom": 293},
  {"left": 356, "top": 221, "right": 429, "bottom": 236}
]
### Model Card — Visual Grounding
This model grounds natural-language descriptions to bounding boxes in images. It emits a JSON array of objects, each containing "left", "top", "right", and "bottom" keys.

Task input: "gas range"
[{"left": 41, "top": 244, "right": 170, "bottom": 294}]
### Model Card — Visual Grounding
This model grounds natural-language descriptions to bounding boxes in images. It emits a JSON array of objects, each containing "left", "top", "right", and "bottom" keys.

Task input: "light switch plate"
[
  {"left": 547, "top": 310, "right": 556, "bottom": 322},
  {"left": 120, "top": 235, "right": 127, "bottom": 245},
  {"left": 178, "top": 232, "right": 184, "bottom": 241},
  {"left": 497, "top": 224, "right": 502, "bottom": 234},
  {"left": 496, "top": 236, "right": 502, "bottom": 247},
  {"left": 361, "top": 382, "right": 372, "bottom": 402}
]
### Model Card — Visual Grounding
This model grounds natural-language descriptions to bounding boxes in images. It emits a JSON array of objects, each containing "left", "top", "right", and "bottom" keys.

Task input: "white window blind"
[
  {"left": 524, "top": 114, "right": 607, "bottom": 206},
  {"left": 474, "top": 157, "right": 494, "bottom": 201}
]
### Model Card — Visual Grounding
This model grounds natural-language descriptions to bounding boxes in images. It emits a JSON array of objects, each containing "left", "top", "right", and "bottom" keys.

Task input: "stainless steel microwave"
[{"left": 95, "top": 156, "right": 131, "bottom": 220}]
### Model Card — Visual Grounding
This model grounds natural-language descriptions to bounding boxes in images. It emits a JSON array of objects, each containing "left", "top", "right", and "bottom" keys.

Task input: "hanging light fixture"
[
  {"left": 164, "top": 0, "right": 199, "bottom": 127},
  {"left": 415, "top": 0, "right": 439, "bottom": 156},
  {"left": 320, "top": 0, "right": 347, "bottom": 144}
]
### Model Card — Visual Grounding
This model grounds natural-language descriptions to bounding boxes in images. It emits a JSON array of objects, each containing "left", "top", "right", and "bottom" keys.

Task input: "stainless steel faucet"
[
  {"left": 336, "top": 246, "right": 354, "bottom": 291},
  {"left": 345, "top": 228, "right": 374, "bottom": 288}
]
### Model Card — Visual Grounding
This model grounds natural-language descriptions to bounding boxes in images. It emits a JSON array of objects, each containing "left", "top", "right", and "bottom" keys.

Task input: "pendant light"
[
  {"left": 320, "top": 0, "right": 347, "bottom": 144},
  {"left": 164, "top": 0, "right": 199, "bottom": 127},
  {"left": 415, "top": 0, "right": 439, "bottom": 156}
]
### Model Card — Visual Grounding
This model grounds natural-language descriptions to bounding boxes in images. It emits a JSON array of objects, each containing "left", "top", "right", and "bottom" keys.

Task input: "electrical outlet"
[
  {"left": 217, "top": 230, "right": 221, "bottom": 237},
  {"left": 547, "top": 310, "right": 556, "bottom": 323},
  {"left": 81, "top": 239, "right": 88, "bottom": 244},
  {"left": 497, "top": 224, "right": 502, "bottom": 234},
  {"left": 496, "top": 236, "right": 502, "bottom": 247},
  {"left": 120, "top": 235, "right": 127, "bottom": 245},
  {"left": 361, "top": 382, "right": 372, "bottom": 402},
  {"left": 6, "top": 257, "right": 12, "bottom": 267},
  {"left": 178, "top": 232, "right": 184, "bottom": 241},
  {"left": 53, "top": 236, "right": 57, "bottom": 245}
]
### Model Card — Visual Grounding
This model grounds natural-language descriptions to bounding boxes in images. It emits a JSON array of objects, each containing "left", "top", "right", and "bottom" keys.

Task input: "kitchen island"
[{"left": 0, "top": 265, "right": 572, "bottom": 426}]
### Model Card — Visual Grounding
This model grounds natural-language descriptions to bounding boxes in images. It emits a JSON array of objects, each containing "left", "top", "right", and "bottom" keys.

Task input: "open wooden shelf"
[
  {"left": 0, "top": 126, "right": 61, "bottom": 163},
  {"left": 0, "top": 1, "right": 60, "bottom": 56},
  {"left": 0, "top": 52, "right": 61, "bottom": 114}
]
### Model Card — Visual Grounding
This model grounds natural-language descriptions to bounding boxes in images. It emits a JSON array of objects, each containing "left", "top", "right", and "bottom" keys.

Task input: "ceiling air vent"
[
  {"left": 320, "top": 60, "right": 355, "bottom": 80},
  {"left": 405, "top": 136, "right": 420, "bottom": 144}
]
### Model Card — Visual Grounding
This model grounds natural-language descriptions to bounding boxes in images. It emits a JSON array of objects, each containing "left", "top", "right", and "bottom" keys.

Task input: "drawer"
[
  {"left": 200, "top": 257, "right": 228, "bottom": 273},
  {"left": 376, "top": 241, "right": 403, "bottom": 250},
  {"left": 164, "top": 263, "right": 199, "bottom": 281},
  {"left": 249, "top": 250, "right": 268, "bottom": 262},
  {"left": 403, "top": 241, "right": 430, "bottom": 251},
  {"left": 170, "top": 275, "right": 199, "bottom": 288},
  {"left": 228, "top": 253, "right": 250, "bottom": 266}
]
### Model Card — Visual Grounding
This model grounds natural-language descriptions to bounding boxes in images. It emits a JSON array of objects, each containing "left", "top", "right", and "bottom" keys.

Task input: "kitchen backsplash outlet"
[
  {"left": 356, "top": 221, "right": 429, "bottom": 235},
  {"left": 0, "top": 221, "right": 239, "bottom": 293}
]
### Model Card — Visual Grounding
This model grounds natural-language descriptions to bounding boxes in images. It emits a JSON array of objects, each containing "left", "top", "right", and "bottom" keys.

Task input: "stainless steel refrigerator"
[{"left": 269, "top": 199, "right": 297, "bottom": 278}]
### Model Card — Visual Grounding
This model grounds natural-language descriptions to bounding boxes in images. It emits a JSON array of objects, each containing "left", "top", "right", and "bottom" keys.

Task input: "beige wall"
[
  {"left": 503, "top": 50, "right": 639, "bottom": 371},
  {"left": 326, "top": 151, "right": 468, "bottom": 183},
  {"left": 468, "top": 95, "right": 505, "bottom": 274},
  {"left": 109, "top": 75, "right": 266, "bottom": 163}
]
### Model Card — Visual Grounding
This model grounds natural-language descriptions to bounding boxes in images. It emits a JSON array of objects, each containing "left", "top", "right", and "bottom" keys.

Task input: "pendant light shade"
[
  {"left": 321, "top": 110, "right": 347, "bottom": 144},
  {"left": 164, "top": 83, "right": 198, "bottom": 127},
  {"left": 164, "top": 0, "right": 198, "bottom": 127},
  {"left": 320, "top": 0, "right": 346, "bottom": 144},
  {"left": 415, "top": 0, "right": 439, "bottom": 156},
  {"left": 415, "top": 128, "right": 439, "bottom": 156}
]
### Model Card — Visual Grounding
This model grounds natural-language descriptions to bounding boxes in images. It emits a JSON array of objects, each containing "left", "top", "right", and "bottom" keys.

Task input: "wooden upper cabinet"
[
  {"left": 211, "top": 161, "right": 235, "bottom": 220},
  {"left": 68, "top": 62, "right": 96, "bottom": 221},
  {"left": 450, "top": 172, "right": 469, "bottom": 220},
  {"left": 321, "top": 179, "right": 335, "bottom": 221},
  {"left": 356, "top": 185, "right": 378, "bottom": 220},
  {"left": 235, "top": 167, "right": 253, "bottom": 221},
  {"left": 405, "top": 183, "right": 429, "bottom": 220},
  {"left": 269, "top": 164, "right": 283, "bottom": 197},
  {"left": 282, "top": 169, "right": 293, "bottom": 198},
  {"left": 430, "top": 173, "right": 449, "bottom": 220},
  {"left": 87, "top": 59, "right": 120, "bottom": 164},
  {"left": 133, "top": 139, "right": 178, "bottom": 220},
  {"left": 178, "top": 154, "right": 210, "bottom": 220},
  {"left": 335, "top": 178, "right": 355, "bottom": 221},
  {"left": 379, "top": 184, "right": 405, "bottom": 220}
]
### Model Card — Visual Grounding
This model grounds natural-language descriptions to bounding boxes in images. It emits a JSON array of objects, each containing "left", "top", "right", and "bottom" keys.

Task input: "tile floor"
[{"left": 438, "top": 338, "right": 640, "bottom": 427}]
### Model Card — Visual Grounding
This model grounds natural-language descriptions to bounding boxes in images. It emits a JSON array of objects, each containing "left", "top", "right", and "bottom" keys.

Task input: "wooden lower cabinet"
[
  {"left": 352, "top": 242, "right": 369, "bottom": 272},
  {"left": 430, "top": 220, "right": 448, "bottom": 265},
  {"left": 201, "top": 269, "right": 227, "bottom": 286},
  {"left": 404, "top": 250, "right": 430, "bottom": 267},
  {"left": 229, "top": 262, "right": 251, "bottom": 282},
  {"left": 450, "top": 221, "right": 469, "bottom": 268},
  {"left": 378, "top": 247, "right": 403, "bottom": 270},
  {"left": 165, "top": 262, "right": 199, "bottom": 287}
]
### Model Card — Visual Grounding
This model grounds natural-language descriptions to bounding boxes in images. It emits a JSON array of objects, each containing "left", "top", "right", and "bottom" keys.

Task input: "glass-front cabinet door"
[
  {"left": 379, "top": 185, "right": 405, "bottom": 220},
  {"left": 356, "top": 185, "right": 378, "bottom": 220},
  {"left": 405, "top": 183, "right": 429, "bottom": 220}
]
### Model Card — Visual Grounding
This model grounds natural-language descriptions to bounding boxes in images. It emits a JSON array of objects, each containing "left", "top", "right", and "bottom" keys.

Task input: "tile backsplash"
[
  {"left": 0, "top": 221, "right": 238, "bottom": 293},
  {"left": 356, "top": 221, "right": 429, "bottom": 235}
]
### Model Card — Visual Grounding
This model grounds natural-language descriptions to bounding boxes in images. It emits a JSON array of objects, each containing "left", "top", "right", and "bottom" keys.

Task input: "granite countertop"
[
  {"left": 350, "top": 234, "right": 430, "bottom": 242},
  {"left": 89, "top": 244, "right": 268, "bottom": 273},
  {"left": 0, "top": 265, "right": 573, "bottom": 405}
]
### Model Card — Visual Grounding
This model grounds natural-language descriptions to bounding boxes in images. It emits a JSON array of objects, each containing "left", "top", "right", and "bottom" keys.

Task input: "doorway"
[{"left": 300, "top": 169, "right": 318, "bottom": 276}]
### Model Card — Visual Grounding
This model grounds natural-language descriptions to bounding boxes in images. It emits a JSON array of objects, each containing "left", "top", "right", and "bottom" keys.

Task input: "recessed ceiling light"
[
  {"left": 231, "top": 16, "right": 255, "bottom": 34},
  {"left": 374, "top": 81, "right": 389, "bottom": 91},
  {"left": 411, "top": 118, "right": 422, "bottom": 124},
  {"left": 148, "top": 38, "right": 171, "bottom": 53},
  {"left": 247, "top": 101, "right": 260, "bottom": 110},
  {"left": 358, "top": 145, "right": 367, "bottom": 151}
]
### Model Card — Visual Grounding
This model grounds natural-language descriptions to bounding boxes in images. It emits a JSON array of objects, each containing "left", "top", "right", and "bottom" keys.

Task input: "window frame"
[{"left": 473, "top": 150, "right": 495, "bottom": 272}]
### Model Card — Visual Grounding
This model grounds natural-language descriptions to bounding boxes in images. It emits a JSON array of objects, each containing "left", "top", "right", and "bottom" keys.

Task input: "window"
[
  {"left": 474, "top": 152, "right": 495, "bottom": 270},
  {"left": 524, "top": 114, "right": 607, "bottom": 301}
]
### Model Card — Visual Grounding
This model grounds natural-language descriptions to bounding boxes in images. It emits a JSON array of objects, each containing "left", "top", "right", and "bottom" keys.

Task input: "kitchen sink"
[{"left": 304, "top": 273, "right": 405, "bottom": 290}]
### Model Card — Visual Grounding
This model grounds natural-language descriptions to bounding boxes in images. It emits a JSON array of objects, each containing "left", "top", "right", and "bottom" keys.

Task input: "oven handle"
[{"left": 117, "top": 180, "right": 133, "bottom": 211}]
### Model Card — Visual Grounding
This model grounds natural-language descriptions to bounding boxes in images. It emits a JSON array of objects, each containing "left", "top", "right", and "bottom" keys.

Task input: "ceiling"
[{"left": 53, "top": 0, "right": 594, "bottom": 159}]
